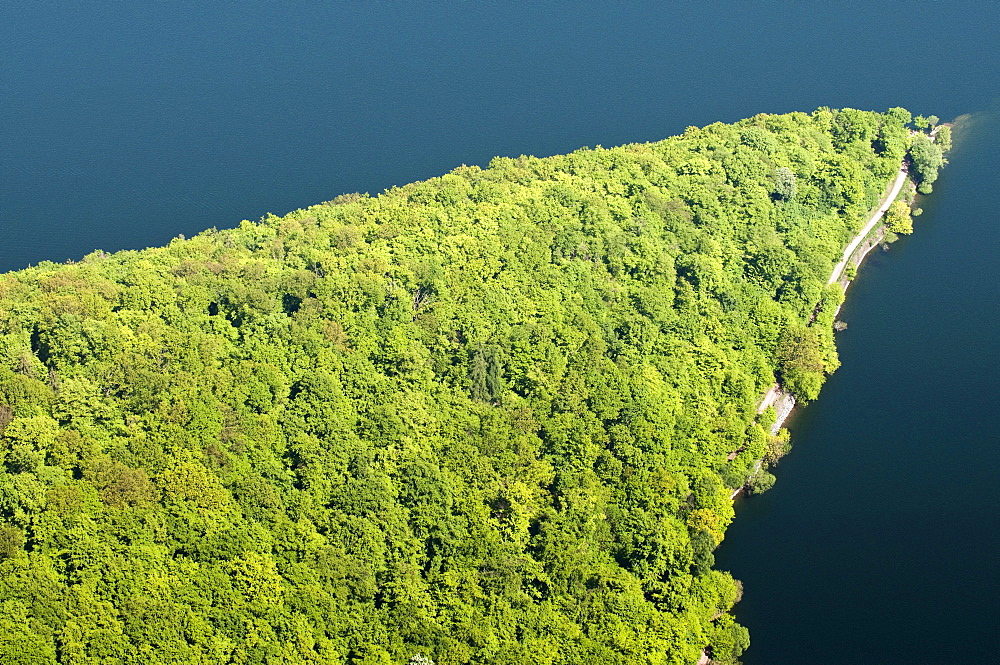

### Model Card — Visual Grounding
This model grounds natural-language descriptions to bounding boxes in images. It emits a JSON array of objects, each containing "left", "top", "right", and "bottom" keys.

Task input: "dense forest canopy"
[{"left": 0, "top": 108, "right": 935, "bottom": 664}]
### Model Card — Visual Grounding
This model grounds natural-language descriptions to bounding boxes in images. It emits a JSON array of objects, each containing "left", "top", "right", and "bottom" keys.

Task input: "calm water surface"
[{"left": 3, "top": 2, "right": 1000, "bottom": 662}]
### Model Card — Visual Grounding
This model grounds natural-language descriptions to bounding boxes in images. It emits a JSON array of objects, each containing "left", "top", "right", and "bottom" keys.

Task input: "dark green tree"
[
  {"left": 936, "top": 125, "right": 953, "bottom": 152},
  {"left": 910, "top": 134, "right": 944, "bottom": 189}
]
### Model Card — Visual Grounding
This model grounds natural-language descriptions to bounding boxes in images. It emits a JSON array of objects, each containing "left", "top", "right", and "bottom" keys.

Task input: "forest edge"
[{"left": 708, "top": 119, "right": 952, "bottom": 665}]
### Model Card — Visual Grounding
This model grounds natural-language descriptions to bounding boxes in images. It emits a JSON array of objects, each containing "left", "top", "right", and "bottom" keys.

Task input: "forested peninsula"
[{"left": 0, "top": 108, "right": 946, "bottom": 665}]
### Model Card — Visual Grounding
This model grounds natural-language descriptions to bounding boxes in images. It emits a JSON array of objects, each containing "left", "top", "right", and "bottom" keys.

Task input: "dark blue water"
[
  {"left": 3, "top": 1, "right": 998, "bottom": 271},
  {"left": 3, "top": 2, "right": 1000, "bottom": 662}
]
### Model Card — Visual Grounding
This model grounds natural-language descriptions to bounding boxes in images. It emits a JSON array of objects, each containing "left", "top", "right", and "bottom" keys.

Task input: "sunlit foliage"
[{"left": 0, "top": 108, "right": 914, "bottom": 664}]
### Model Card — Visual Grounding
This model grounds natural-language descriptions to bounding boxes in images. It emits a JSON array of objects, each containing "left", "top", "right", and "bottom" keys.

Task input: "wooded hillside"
[{"left": 0, "top": 108, "right": 920, "bottom": 664}]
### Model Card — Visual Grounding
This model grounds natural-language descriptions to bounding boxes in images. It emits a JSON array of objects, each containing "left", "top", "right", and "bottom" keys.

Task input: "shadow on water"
[{"left": 715, "top": 108, "right": 1000, "bottom": 664}]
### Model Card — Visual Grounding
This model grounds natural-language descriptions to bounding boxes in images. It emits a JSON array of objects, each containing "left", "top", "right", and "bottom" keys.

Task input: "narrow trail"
[
  {"left": 713, "top": 139, "right": 943, "bottom": 664},
  {"left": 827, "top": 164, "right": 909, "bottom": 285},
  {"left": 730, "top": 160, "right": 914, "bottom": 503}
]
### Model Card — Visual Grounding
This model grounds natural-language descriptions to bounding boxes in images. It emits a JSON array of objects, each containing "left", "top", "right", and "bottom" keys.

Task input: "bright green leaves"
[
  {"left": 0, "top": 600, "right": 57, "bottom": 664},
  {"left": 776, "top": 324, "right": 825, "bottom": 402},
  {"left": 0, "top": 107, "right": 924, "bottom": 664},
  {"left": 910, "top": 133, "right": 945, "bottom": 193},
  {"left": 885, "top": 200, "right": 915, "bottom": 235}
]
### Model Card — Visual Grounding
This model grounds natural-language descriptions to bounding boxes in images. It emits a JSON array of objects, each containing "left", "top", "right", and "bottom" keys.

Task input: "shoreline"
[
  {"left": 827, "top": 165, "right": 910, "bottom": 286},
  {"left": 708, "top": 125, "right": 947, "bottom": 664},
  {"left": 729, "top": 139, "right": 929, "bottom": 502}
]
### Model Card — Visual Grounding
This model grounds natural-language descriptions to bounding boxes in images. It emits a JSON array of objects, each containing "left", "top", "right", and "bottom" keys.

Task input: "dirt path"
[
  {"left": 729, "top": 160, "right": 912, "bottom": 501},
  {"left": 827, "top": 165, "right": 909, "bottom": 285}
]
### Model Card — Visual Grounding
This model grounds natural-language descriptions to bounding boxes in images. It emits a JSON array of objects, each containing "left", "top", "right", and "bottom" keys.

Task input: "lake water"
[{"left": 3, "top": 2, "right": 999, "bottom": 662}]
